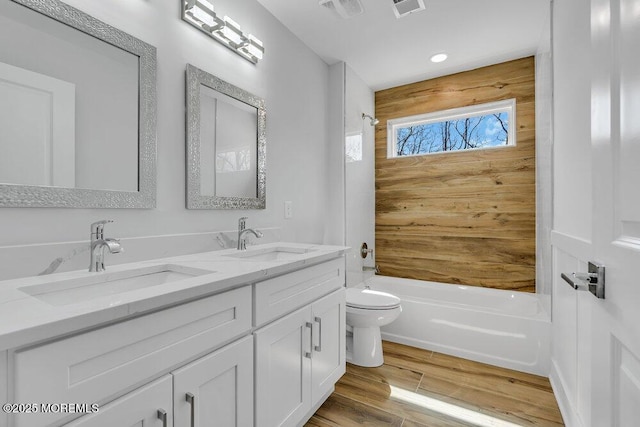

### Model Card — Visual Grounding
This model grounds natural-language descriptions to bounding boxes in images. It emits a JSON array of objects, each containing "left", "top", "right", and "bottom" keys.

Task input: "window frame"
[{"left": 386, "top": 98, "right": 517, "bottom": 158}]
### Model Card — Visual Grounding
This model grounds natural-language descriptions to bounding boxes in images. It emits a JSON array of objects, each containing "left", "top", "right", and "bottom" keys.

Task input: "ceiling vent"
[
  {"left": 319, "top": 0, "right": 364, "bottom": 19},
  {"left": 392, "top": 0, "right": 426, "bottom": 18}
]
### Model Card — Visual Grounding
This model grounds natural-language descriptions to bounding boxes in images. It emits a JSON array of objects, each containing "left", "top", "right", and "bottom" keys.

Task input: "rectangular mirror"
[
  {"left": 186, "top": 64, "right": 266, "bottom": 209},
  {"left": 0, "top": 0, "right": 156, "bottom": 208}
]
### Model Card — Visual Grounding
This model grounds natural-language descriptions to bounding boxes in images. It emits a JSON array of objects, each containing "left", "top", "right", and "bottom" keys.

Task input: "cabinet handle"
[
  {"left": 305, "top": 321, "right": 313, "bottom": 359},
  {"left": 157, "top": 409, "right": 168, "bottom": 427},
  {"left": 314, "top": 316, "right": 322, "bottom": 352},
  {"left": 186, "top": 392, "right": 196, "bottom": 427}
]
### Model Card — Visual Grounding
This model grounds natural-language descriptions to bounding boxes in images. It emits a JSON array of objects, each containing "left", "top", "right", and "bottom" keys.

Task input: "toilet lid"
[{"left": 346, "top": 288, "right": 401, "bottom": 309}]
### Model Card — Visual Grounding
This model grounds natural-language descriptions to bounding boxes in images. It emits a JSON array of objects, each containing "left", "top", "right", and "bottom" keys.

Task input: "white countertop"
[{"left": 0, "top": 242, "right": 347, "bottom": 352}]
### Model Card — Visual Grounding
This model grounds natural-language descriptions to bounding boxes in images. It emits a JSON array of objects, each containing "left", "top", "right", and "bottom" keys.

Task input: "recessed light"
[{"left": 430, "top": 53, "right": 448, "bottom": 63}]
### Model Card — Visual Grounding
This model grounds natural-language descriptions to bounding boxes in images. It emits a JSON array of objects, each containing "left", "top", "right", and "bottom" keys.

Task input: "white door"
[
  {"left": 587, "top": 0, "right": 640, "bottom": 425},
  {"left": 254, "top": 306, "right": 312, "bottom": 427},
  {"left": 63, "top": 375, "right": 173, "bottom": 427},
  {"left": 311, "top": 288, "right": 346, "bottom": 403},
  {"left": 0, "top": 61, "right": 76, "bottom": 187},
  {"left": 172, "top": 336, "right": 254, "bottom": 427}
]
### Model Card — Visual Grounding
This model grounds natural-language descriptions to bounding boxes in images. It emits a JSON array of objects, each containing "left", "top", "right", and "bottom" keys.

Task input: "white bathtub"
[{"left": 363, "top": 275, "right": 551, "bottom": 376}]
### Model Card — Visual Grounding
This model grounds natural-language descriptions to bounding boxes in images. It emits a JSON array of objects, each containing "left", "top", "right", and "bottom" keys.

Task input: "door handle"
[
  {"left": 186, "top": 392, "right": 196, "bottom": 427},
  {"left": 561, "top": 261, "right": 605, "bottom": 299},
  {"left": 314, "top": 316, "right": 322, "bottom": 352}
]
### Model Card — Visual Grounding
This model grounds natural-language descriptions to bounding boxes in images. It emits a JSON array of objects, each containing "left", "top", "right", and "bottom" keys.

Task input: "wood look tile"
[
  {"left": 346, "top": 361, "right": 423, "bottom": 391},
  {"left": 399, "top": 416, "right": 472, "bottom": 427},
  {"left": 426, "top": 349, "right": 553, "bottom": 391},
  {"left": 379, "top": 341, "right": 437, "bottom": 373},
  {"left": 415, "top": 381, "right": 563, "bottom": 426},
  {"left": 334, "top": 372, "right": 482, "bottom": 426},
  {"left": 308, "top": 393, "right": 403, "bottom": 427},
  {"left": 307, "top": 342, "right": 565, "bottom": 427},
  {"left": 417, "top": 362, "right": 560, "bottom": 412},
  {"left": 375, "top": 57, "right": 537, "bottom": 291},
  {"left": 384, "top": 341, "right": 552, "bottom": 391},
  {"left": 305, "top": 416, "right": 339, "bottom": 427}
]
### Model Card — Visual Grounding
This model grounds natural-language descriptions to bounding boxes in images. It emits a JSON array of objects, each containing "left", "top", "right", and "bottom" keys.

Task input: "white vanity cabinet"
[
  {"left": 172, "top": 335, "right": 254, "bottom": 427},
  {"left": 255, "top": 306, "right": 312, "bottom": 426},
  {"left": 3, "top": 247, "right": 347, "bottom": 427},
  {"left": 310, "top": 289, "right": 346, "bottom": 404},
  {"left": 63, "top": 376, "right": 173, "bottom": 427},
  {"left": 61, "top": 336, "right": 254, "bottom": 427},
  {"left": 10, "top": 286, "right": 252, "bottom": 427},
  {"left": 254, "top": 288, "right": 346, "bottom": 427}
]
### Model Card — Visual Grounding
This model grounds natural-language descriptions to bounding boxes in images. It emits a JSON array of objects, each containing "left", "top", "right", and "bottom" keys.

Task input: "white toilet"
[{"left": 345, "top": 287, "right": 402, "bottom": 367}]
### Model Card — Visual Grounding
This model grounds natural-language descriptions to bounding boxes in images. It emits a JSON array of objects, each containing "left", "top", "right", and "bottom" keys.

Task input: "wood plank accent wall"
[{"left": 375, "top": 57, "right": 536, "bottom": 292}]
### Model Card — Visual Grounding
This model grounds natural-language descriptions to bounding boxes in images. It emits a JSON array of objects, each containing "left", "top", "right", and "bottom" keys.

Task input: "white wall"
[
  {"left": 535, "top": 0, "right": 553, "bottom": 315},
  {"left": 325, "top": 63, "right": 346, "bottom": 247},
  {"left": 344, "top": 65, "right": 375, "bottom": 286},
  {"left": 552, "top": 0, "right": 592, "bottom": 240},
  {"left": 550, "top": 0, "right": 593, "bottom": 425},
  {"left": 0, "top": 0, "right": 334, "bottom": 280}
]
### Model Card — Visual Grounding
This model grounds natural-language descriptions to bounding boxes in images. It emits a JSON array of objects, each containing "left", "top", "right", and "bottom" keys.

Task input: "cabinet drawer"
[
  {"left": 63, "top": 375, "right": 173, "bottom": 427},
  {"left": 254, "top": 258, "right": 344, "bottom": 326},
  {"left": 12, "top": 286, "right": 251, "bottom": 427}
]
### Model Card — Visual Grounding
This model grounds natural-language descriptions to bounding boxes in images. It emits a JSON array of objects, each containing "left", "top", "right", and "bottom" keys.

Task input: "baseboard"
[{"left": 549, "top": 359, "right": 584, "bottom": 427}]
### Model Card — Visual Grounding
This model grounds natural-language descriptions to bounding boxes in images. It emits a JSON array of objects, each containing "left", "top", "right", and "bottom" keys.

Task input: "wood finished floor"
[{"left": 305, "top": 341, "right": 564, "bottom": 426}]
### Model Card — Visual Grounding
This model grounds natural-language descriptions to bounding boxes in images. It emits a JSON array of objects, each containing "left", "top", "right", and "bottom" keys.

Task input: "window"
[
  {"left": 216, "top": 148, "right": 251, "bottom": 172},
  {"left": 387, "top": 99, "right": 516, "bottom": 158},
  {"left": 345, "top": 132, "right": 363, "bottom": 163}
]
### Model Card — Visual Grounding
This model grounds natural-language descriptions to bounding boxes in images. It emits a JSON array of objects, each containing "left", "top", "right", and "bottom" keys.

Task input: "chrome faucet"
[
  {"left": 89, "top": 220, "right": 123, "bottom": 272},
  {"left": 237, "top": 216, "right": 263, "bottom": 250}
]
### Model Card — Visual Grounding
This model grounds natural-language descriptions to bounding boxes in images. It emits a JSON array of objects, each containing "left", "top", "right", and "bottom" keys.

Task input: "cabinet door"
[
  {"left": 254, "top": 306, "right": 312, "bottom": 427},
  {"left": 64, "top": 375, "right": 172, "bottom": 427},
  {"left": 173, "top": 336, "right": 253, "bottom": 427},
  {"left": 311, "top": 288, "right": 346, "bottom": 403}
]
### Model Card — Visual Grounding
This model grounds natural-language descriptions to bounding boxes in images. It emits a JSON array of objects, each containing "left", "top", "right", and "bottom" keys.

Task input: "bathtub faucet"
[{"left": 362, "top": 265, "right": 380, "bottom": 274}]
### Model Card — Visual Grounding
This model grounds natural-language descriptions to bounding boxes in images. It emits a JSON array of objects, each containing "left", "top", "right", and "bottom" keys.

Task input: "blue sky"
[{"left": 397, "top": 112, "right": 509, "bottom": 156}]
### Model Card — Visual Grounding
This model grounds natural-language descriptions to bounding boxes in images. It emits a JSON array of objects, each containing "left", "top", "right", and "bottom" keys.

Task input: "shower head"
[{"left": 362, "top": 113, "right": 379, "bottom": 126}]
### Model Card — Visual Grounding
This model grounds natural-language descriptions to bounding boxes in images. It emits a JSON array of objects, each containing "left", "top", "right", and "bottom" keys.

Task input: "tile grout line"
[{"left": 415, "top": 373, "right": 424, "bottom": 392}]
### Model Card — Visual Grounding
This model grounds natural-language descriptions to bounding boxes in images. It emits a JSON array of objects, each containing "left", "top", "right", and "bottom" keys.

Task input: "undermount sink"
[
  {"left": 19, "top": 264, "right": 216, "bottom": 306},
  {"left": 224, "top": 246, "right": 316, "bottom": 262}
]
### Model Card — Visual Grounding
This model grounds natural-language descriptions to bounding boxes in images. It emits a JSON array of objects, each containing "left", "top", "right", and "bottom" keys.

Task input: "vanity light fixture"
[{"left": 182, "top": 0, "right": 265, "bottom": 64}]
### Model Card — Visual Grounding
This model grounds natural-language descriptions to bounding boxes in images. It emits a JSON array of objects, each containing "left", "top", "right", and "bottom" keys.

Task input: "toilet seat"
[{"left": 346, "top": 288, "right": 401, "bottom": 310}]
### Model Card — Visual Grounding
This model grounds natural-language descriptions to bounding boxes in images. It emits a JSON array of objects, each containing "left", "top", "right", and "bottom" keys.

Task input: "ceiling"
[{"left": 256, "top": 0, "right": 550, "bottom": 91}]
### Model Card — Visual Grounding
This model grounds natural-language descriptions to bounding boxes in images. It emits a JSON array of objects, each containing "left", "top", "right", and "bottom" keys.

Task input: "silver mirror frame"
[
  {"left": 0, "top": 0, "right": 157, "bottom": 208},
  {"left": 185, "top": 64, "right": 266, "bottom": 210}
]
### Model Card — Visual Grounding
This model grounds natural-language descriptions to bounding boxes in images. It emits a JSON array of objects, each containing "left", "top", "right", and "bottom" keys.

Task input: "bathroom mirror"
[
  {"left": 0, "top": 0, "right": 157, "bottom": 208},
  {"left": 185, "top": 64, "right": 266, "bottom": 209}
]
